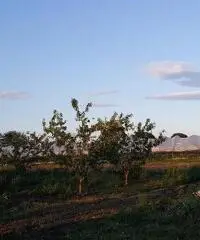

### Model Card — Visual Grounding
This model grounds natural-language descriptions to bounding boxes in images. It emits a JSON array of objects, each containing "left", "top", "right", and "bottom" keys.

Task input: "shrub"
[
  {"left": 87, "top": 170, "right": 121, "bottom": 194},
  {"left": 31, "top": 171, "right": 75, "bottom": 197},
  {"left": 33, "top": 182, "right": 73, "bottom": 197},
  {"left": 162, "top": 168, "right": 188, "bottom": 187},
  {"left": 130, "top": 162, "right": 145, "bottom": 180},
  {"left": 144, "top": 168, "right": 165, "bottom": 180},
  {"left": 187, "top": 167, "right": 200, "bottom": 183}
]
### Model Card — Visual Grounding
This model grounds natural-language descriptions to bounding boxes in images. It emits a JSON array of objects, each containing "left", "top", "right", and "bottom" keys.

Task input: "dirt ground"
[{"left": 0, "top": 182, "right": 196, "bottom": 238}]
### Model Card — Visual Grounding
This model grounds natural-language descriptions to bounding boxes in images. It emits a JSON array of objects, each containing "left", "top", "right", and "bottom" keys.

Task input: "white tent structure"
[{"left": 152, "top": 135, "right": 200, "bottom": 152}]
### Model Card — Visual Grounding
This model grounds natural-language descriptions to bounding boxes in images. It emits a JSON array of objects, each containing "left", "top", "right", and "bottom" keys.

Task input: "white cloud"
[
  {"left": 148, "top": 61, "right": 193, "bottom": 77},
  {"left": 147, "top": 61, "right": 200, "bottom": 87},
  {"left": 147, "top": 91, "right": 200, "bottom": 100},
  {"left": 0, "top": 91, "right": 30, "bottom": 100}
]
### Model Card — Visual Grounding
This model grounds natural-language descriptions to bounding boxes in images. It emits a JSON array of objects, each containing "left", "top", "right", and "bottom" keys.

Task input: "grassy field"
[
  {"left": 1, "top": 158, "right": 200, "bottom": 239},
  {"left": 145, "top": 158, "right": 200, "bottom": 169}
]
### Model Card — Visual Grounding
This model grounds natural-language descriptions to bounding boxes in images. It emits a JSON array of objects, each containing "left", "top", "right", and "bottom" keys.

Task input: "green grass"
[
  {"left": 65, "top": 197, "right": 200, "bottom": 240},
  {"left": 2, "top": 196, "right": 200, "bottom": 239},
  {"left": 1, "top": 159, "right": 200, "bottom": 239}
]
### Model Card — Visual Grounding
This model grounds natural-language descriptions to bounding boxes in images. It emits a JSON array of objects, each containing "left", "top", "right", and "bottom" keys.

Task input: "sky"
[{"left": 1, "top": 0, "right": 200, "bottom": 136}]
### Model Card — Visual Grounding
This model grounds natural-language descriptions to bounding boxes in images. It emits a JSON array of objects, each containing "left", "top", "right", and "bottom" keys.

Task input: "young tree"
[
  {"left": 27, "top": 132, "right": 54, "bottom": 164},
  {"left": 119, "top": 119, "right": 164, "bottom": 185},
  {"left": 1, "top": 131, "right": 30, "bottom": 171},
  {"left": 42, "top": 110, "right": 74, "bottom": 163},
  {"left": 0, "top": 131, "right": 53, "bottom": 171},
  {"left": 95, "top": 113, "right": 134, "bottom": 184},
  {"left": 96, "top": 114, "right": 165, "bottom": 186},
  {"left": 70, "top": 98, "right": 97, "bottom": 194},
  {"left": 42, "top": 102, "right": 97, "bottom": 194},
  {"left": 94, "top": 112, "right": 132, "bottom": 166}
]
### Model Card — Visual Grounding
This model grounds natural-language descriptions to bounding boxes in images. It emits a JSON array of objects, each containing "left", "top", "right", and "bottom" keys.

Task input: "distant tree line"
[{"left": 0, "top": 98, "right": 165, "bottom": 193}]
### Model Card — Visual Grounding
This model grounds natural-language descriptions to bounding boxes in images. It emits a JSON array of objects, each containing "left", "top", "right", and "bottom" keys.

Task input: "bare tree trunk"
[
  {"left": 78, "top": 177, "right": 84, "bottom": 194},
  {"left": 124, "top": 170, "right": 129, "bottom": 186}
]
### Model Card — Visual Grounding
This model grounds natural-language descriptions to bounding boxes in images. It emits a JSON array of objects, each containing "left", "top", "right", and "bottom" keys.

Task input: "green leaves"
[
  {"left": 0, "top": 97, "right": 165, "bottom": 189},
  {"left": 1, "top": 131, "right": 29, "bottom": 166},
  {"left": 70, "top": 98, "right": 96, "bottom": 193},
  {"left": 43, "top": 111, "right": 74, "bottom": 168},
  {"left": 42, "top": 110, "right": 67, "bottom": 140},
  {"left": 0, "top": 131, "right": 55, "bottom": 169},
  {"left": 93, "top": 113, "right": 165, "bottom": 185}
]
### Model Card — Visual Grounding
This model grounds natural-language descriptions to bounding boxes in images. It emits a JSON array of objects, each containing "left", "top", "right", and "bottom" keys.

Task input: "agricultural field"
[
  {"left": 1, "top": 156, "right": 200, "bottom": 239},
  {"left": 1, "top": 100, "right": 200, "bottom": 239}
]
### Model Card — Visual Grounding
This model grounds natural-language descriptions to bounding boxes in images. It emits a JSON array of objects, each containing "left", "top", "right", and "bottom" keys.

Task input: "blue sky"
[{"left": 1, "top": 0, "right": 200, "bottom": 136}]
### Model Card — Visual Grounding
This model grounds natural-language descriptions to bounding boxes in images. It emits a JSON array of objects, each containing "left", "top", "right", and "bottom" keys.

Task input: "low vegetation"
[
  {"left": 1, "top": 98, "right": 200, "bottom": 239},
  {"left": 1, "top": 166, "right": 200, "bottom": 239}
]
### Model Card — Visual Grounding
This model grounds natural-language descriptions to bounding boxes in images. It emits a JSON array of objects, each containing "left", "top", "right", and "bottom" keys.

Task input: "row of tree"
[{"left": 0, "top": 98, "right": 165, "bottom": 193}]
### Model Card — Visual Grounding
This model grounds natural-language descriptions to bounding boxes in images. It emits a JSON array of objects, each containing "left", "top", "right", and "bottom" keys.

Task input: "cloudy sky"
[{"left": 1, "top": 0, "right": 200, "bottom": 136}]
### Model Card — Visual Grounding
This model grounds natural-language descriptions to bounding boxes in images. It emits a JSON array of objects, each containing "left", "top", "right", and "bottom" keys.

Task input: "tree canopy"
[{"left": 0, "top": 98, "right": 165, "bottom": 190}]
